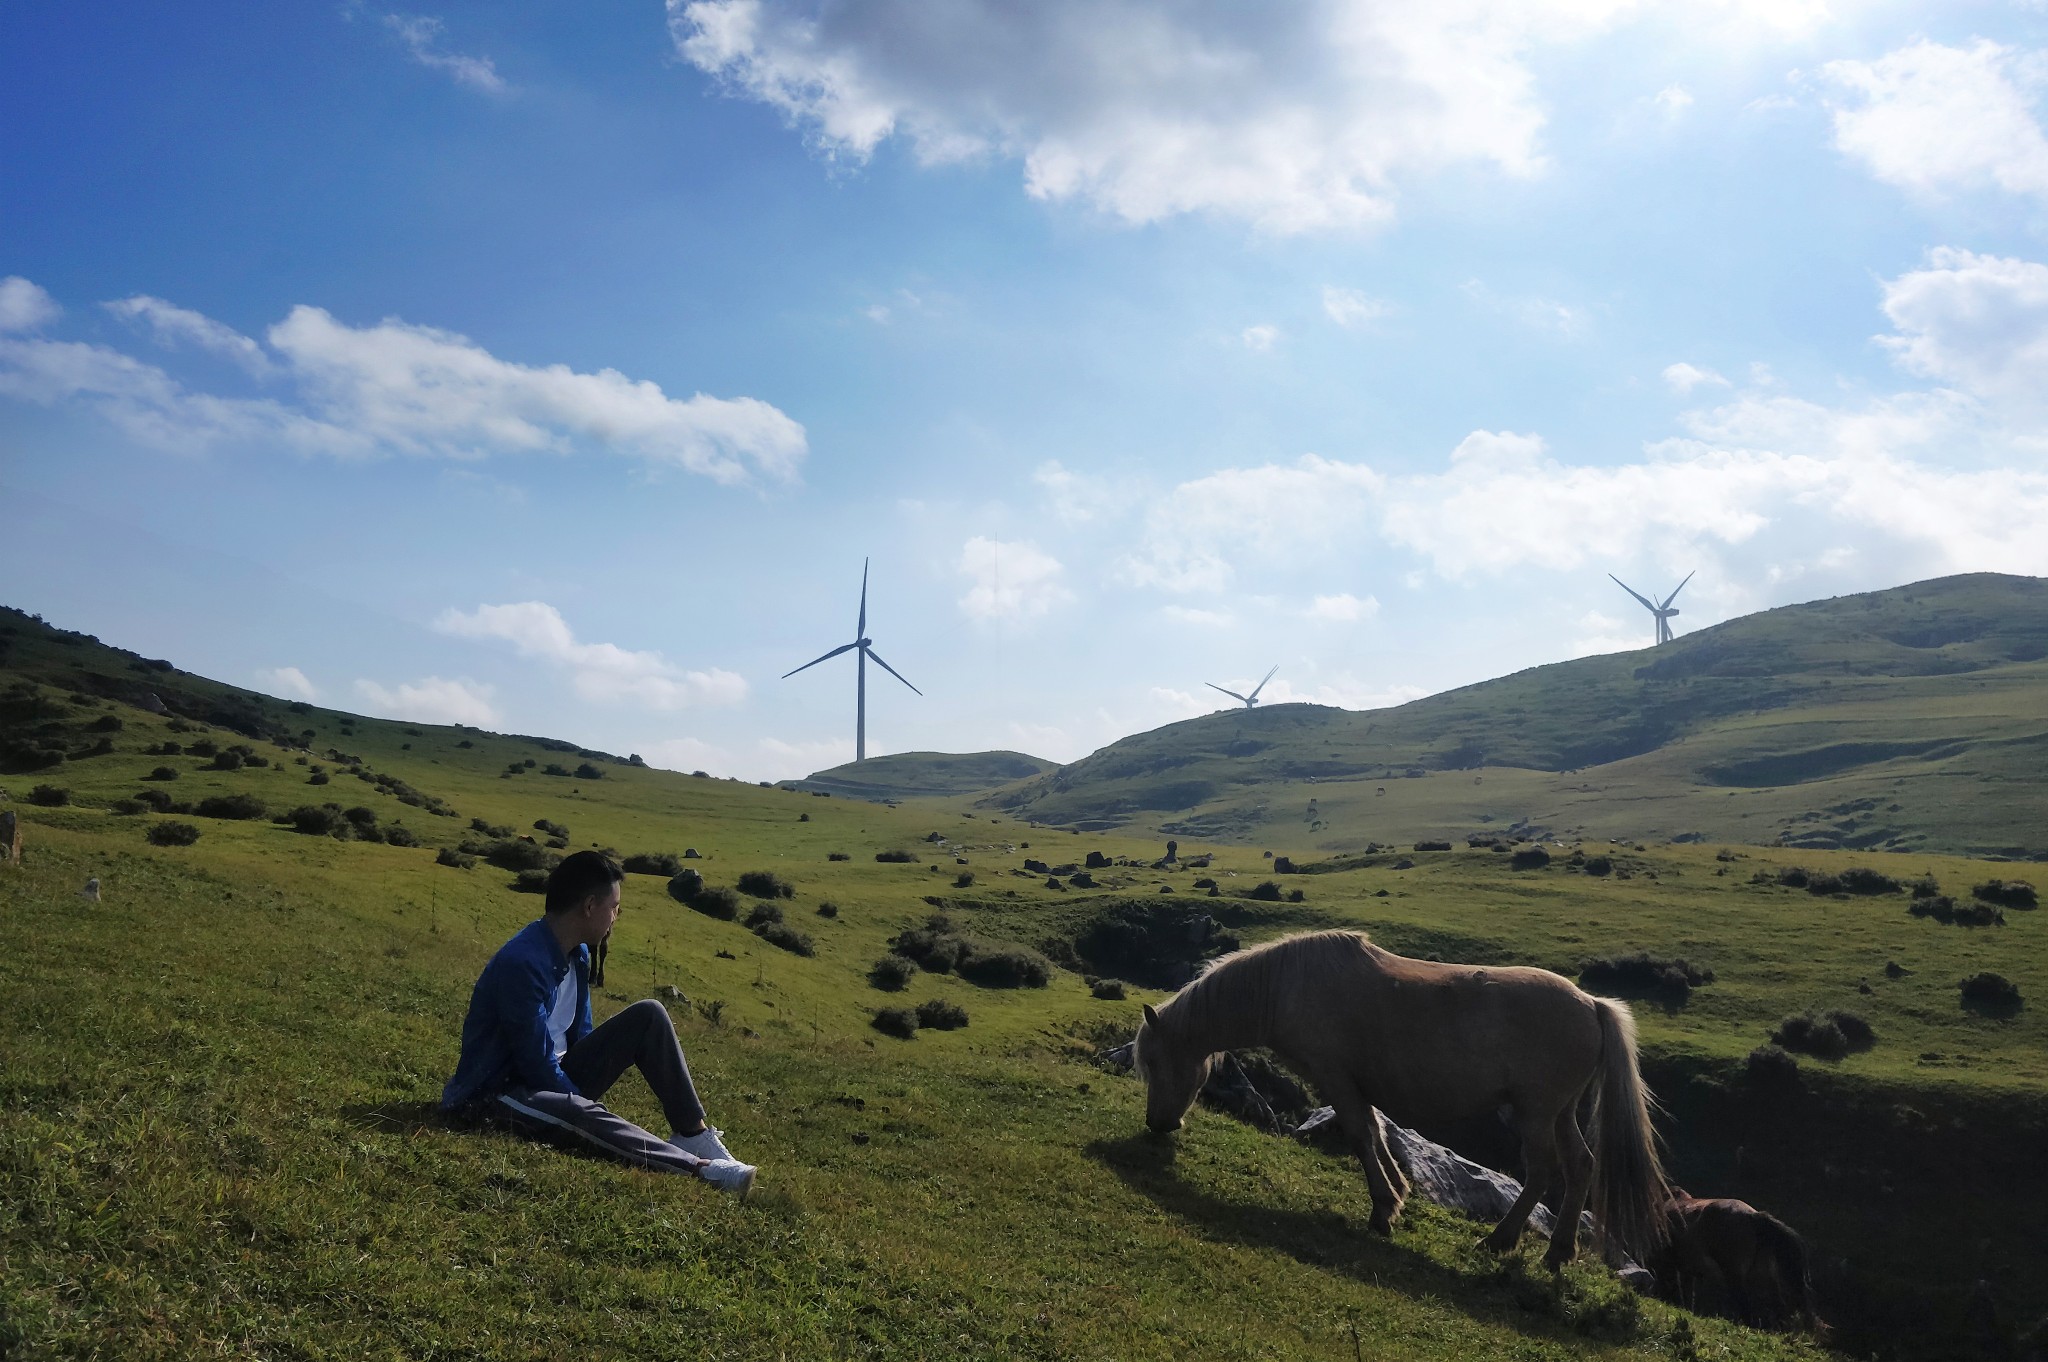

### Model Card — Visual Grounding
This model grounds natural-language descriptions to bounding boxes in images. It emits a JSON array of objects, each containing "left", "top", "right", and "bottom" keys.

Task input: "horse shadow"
[{"left": 1085, "top": 1133, "right": 1629, "bottom": 1345}]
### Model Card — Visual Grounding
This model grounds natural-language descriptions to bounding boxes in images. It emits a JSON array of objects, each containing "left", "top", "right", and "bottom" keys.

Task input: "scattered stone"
[{"left": 79, "top": 877, "right": 100, "bottom": 901}]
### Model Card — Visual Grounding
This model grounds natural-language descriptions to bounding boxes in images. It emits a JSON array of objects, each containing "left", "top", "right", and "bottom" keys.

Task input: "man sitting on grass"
[{"left": 441, "top": 849, "right": 756, "bottom": 1197}]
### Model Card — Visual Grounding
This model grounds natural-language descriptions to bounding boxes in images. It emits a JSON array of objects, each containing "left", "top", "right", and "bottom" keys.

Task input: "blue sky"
[{"left": 7, "top": 0, "right": 2048, "bottom": 778}]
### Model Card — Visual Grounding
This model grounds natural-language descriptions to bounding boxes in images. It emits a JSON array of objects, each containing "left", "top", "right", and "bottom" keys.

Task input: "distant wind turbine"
[
  {"left": 783, "top": 558, "right": 921, "bottom": 764},
  {"left": 1207, "top": 664, "right": 1279, "bottom": 709},
  {"left": 1610, "top": 571, "right": 1694, "bottom": 646}
]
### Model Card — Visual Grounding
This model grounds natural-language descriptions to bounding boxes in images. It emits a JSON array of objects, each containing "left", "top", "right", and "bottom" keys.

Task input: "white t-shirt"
[{"left": 546, "top": 964, "right": 579, "bottom": 1061}]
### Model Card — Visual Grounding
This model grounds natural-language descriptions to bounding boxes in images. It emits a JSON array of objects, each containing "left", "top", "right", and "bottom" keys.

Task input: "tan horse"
[{"left": 1133, "top": 929, "right": 1668, "bottom": 1269}]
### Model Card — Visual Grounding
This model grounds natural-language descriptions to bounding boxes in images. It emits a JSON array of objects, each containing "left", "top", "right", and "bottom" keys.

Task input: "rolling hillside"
[
  {"left": 988, "top": 573, "right": 2048, "bottom": 859},
  {"left": 793, "top": 749, "right": 1058, "bottom": 800}
]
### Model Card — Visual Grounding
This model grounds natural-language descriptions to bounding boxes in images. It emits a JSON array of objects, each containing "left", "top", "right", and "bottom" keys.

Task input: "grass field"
[{"left": 2, "top": 604, "right": 2043, "bottom": 1357}]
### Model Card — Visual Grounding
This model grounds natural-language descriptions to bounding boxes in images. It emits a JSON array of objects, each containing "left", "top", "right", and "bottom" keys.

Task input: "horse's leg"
[
  {"left": 1327, "top": 1085, "right": 1405, "bottom": 1235},
  {"left": 1483, "top": 1107, "right": 1561, "bottom": 1255},
  {"left": 1540, "top": 1107, "right": 1596, "bottom": 1272}
]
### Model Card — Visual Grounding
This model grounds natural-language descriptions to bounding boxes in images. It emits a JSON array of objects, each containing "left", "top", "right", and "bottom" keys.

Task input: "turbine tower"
[
  {"left": 783, "top": 558, "right": 921, "bottom": 763},
  {"left": 1206, "top": 664, "right": 1279, "bottom": 709},
  {"left": 1610, "top": 571, "right": 1694, "bottom": 646}
]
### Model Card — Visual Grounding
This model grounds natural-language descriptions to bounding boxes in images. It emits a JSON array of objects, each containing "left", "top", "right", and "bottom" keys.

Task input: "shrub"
[
  {"left": 186, "top": 739, "right": 219, "bottom": 759},
  {"left": 754, "top": 921, "right": 815, "bottom": 956},
  {"left": 744, "top": 902, "right": 784, "bottom": 929},
  {"left": 156, "top": 741, "right": 183, "bottom": 756},
  {"left": 484, "top": 838, "right": 557, "bottom": 872},
  {"left": 1973, "top": 879, "right": 2039, "bottom": 910},
  {"left": 132, "top": 788, "right": 174, "bottom": 812},
  {"left": 1580, "top": 855, "right": 1613, "bottom": 877},
  {"left": 666, "top": 868, "right": 705, "bottom": 903},
  {"left": 1248, "top": 880, "right": 1284, "bottom": 902},
  {"left": 1091, "top": 978, "right": 1127, "bottom": 1001},
  {"left": 916, "top": 999, "right": 969, "bottom": 1030},
  {"left": 572, "top": 762, "right": 604, "bottom": 780},
  {"left": 285, "top": 805, "right": 351, "bottom": 838},
  {"left": 623, "top": 852, "right": 684, "bottom": 877},
  {"left": 1273, "top": 856, "right": 1297, "bottom": 874},
  {"left": 1909, "top": 895, "right": 2003, "bottom": 927},
  {"left": 27, "top": 784, "right": 69, "bottom": 807},
  {"left": 1286, "top": 888, "right": 1305, "bottom": 903},
  {"left": 1909, "top": 875, "right": 1942, "bottom": 899},
  {"left": 960, "top": 947, "right": 1051, "bottom": 988},
  {"left": 816, "top": 902, "right": 839, "bottom": 918},
  {"left": 534, "top": 819, "right": 569, "bottom": 838},
  {"left": 382, "top": 825, "right": 421, "bottom": 848},
  {"left": 148, "top": 821, "right": 200, "bottom": 846},
  {"left": 828, "top": 852, "right": 850, "bottom": 862},
  {"left": 88, "top": 714, "right": 123, "bottom": 732},
  {"left": 436, "top": 847, "right": 475, "bottom": 869},
  {"left": 1960, "top": 972, "right": 2022, "bottom": 1014},
  {"left": 687, "top": 886, "right": 740, "bottom": 921},
  {"left": 511, "top": 869, "right": 551, "bottom": 894},
  {"left": 1511, "top": 846, "right": 1552, "bottom": 870},
  {"left": 344, "top": 806, "right": 379, "bottom": 830},
  {"left": 1413, "top": 840, "right": 1452, "bottom": 852},
  {"left": 209, "top": 749, "right": 245, "bottom": 772},
  {"left": 1836, "top": 867, "right": 1903, "bottom": 895},
  {"left": 195, "top": 793, "right": 266, "bottom": 821},
  {"left": 737, "top": 870, "right": 794, "bottom": 899},
  {"left": 871, "top": 1006, "right": 919, "bottom": 1039},
  {"left": 1772, "top": 1009, "right": 1876, "bottom": 1059},
  {"left": 470, "top": 818, "right": 513, "bottom": 837},
  {"left": 138, "top": 762, "right": 173, "bottom": 782},
  {"left": 869, "top": 955, "right": 918, "bottom": 991},
  {"left": 954, "top": 871, "right": 976, "bottom": 888},
  {"left": 308, "top": 772, "right": 330, "bottom": 785},
  {"left": 109, "top": 798, "right": 147, "bottom": 815},
  {"left": 542, "top": 764, "right": 572, "bottom": 777},
  {"left": 875, "top": 849, "right": 918, "bottom": 863},
  {"left": 1579, "top": 953, "right": 1713, "bottom": 1005},
  {"left": 1746, "top": 1043, "right": 1800, "bottom": 1088}
]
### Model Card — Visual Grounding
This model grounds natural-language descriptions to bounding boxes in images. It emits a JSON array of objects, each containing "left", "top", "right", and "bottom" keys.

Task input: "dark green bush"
[
  {"left": 1909, "top": 895, "right": 2003, "bottom": 926},
  {"left": 382, "top": 825, "right": 421, "bottom": 848},
  {"left": 132, "top": 788, "right": 173, "bottom": 812},
  {"left": 1772, "top": 1009, "right": 1875, "bottom": 1059},
  {"left": 875, "top": 849, "right": 917, "bottom": 863},
  {"left": 1582, "top": 855, "right": 1613, "bottom": 876},
  {"left": 484, "top": 839, "right": 557, "bottom": 872},
  {"left": 28, "top": 784, "right": 69, "bottom": 807},
  {"left": 573, "top": 762, "right": 604, "bottom": 780},
  {"left": 868, "top": 955, "right": 917, "bottom": 991},
  {"left": 542, "top": 764, "right": 571, "bottom": 778},
  {"left": 828, "top": 852, "right": 850, "bottom": 862},
  {"left": 209, "top": 749, "right": 245, "bottom": 771},
  {"left": 1248, "top": 880, "right": 1283, "bottom": 901},
  {"left": 1511, "top": 846, "right": 1552, "bottom": 870},
  {"left": 954, "top": 871, "right": 976, "bottom": 888},
  {"left": 148, "top": 821, "right": 200, "bottom": 846},
  {"left": 109, "top": 798, "right": 147, "bottom": 815},
  {"left": 744, "top": 902, "right": 784, "bottom": 929},
  {"left": 1579, "top": 953, "right": 1714, "bottom": 1005},
  {"left": 623, "top": 852, "right": 683, "bottom": 876},
  {"left": 143, "top": 765, "right": 179, "bottom": 782},
  {"left": 1286, "top": 887, "right": 1305, "bottom": 903},
  {"left": 959, "top": 947, "right": 1051, "bottom": 989},
  {"left": 155, "top": 741, "right": 183, "bottom": 756},
  {"left": 195, "top": 794, "right": 266, "bottom": 820},
  {"left": 871, "top": 1006, "right": 919, "bottom": 1039},
  {"left": 1960, "top": 972, "right": 2022, "bottom": 1014},
  {"left": 470, "top": 818, "right": 513, "bottom": 837},
  {"left": 666, "top": 868, "right": 705, "bottom": 903},
  {"left": 436, "top": 846, "right": 475, "bottom": 869},
  {"left": 1091, "top": 978, "right": 1127, "bottom": 1001},
  {"left": 1746, "top": 1043, "right": 1800, "bottom": 1088},
  {"left": 915, "top": 999, "right": 969, "bottom": 1030},
  {"left": 87, "top": 713, "right": 124, "bottom": 731},
  {"left": 754, "top": 921, "right": 814, "bottom": 956},
  {"left": 816, "top": 902, "right": 839, "bottom": 918},
  {"left": 186, "top": 739, "right": 219, "bottom": 759},
  {"left": 1413, "top": 840, "right": 1452, "bottom": 852},
  {"left": 308, "top": 772, "right": 330, "bottom": 785},
  {"left": 533, "top": 819, "right": 569, "bottom": 838},
  {"left": 737, "top": 870, "right": 794, "bottom": 899},
  {"left": 285, "top": 805, "right": 351, "bottom": 838},
  {"left": 511, "top": 869, "right": 550, "bottom": 894},
  {"left": 1973, "top": 879, "right": 2039, "bottom": 909},
  {"left": 687, "top": 886, "right": 740, "bottom": 921}
]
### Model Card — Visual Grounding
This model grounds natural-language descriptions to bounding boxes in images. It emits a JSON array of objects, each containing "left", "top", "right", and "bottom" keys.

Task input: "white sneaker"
[
  {"left": 671, "top": 1125, "right": 734, "bottom": 1162},
  {"left": 698, "top": 1158, "right": 757, "bottom": 1200}
]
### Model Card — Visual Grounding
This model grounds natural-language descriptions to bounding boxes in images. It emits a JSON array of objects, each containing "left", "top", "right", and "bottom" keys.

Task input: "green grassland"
[
  {"left": 2, "top": 603, "right": 2043, "bottom": 1357},
  {"left": 981, "top": 573, "right": 2048, "bottom": 860},
  {"left": 794, "top": 750, "right": 1058, "bottom": 800}
]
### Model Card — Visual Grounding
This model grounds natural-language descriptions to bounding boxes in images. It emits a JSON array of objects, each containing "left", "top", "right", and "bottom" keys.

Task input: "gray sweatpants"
[{"left": 492, "top": 999, "right": 711, "bottom": 1174}]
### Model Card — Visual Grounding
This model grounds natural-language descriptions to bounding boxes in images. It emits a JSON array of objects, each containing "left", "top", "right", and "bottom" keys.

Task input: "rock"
[
  {"left": 683, "top": 848, "right": 701, "bottom": 859},
  {"left": 1085, "top": 850, "right": 1110, "bottom": 869},
  {"left": 659, "top": 984, "right": 688, "bottom": 1003},
  {"left": 137, "top": 692, "right": 168, "bottom": 715},
  {"left": 79, "top": 877, "right": 100, "bottom": 901}
]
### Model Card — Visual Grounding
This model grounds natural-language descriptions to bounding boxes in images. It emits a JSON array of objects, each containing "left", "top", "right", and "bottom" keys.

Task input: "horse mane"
[{"left": 1163, "top": 929, "right": 1374, "bottom": 1041}]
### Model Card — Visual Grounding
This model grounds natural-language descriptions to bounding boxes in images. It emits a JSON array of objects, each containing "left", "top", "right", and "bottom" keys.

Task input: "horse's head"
[{"left": 1134, "top": 1002, "right": 1213, "bottom": 1134}]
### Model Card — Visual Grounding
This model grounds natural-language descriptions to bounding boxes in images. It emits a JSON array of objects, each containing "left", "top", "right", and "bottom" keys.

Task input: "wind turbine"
[
  {"left": 1610, "top": 571, "right": 1694, "bottom": 646},
  {"left": 783, "top": 558, "right": 921, "bottom": 764},
  {"left": 1207, "top": 665, "right": 1279, "bottom": 709}
]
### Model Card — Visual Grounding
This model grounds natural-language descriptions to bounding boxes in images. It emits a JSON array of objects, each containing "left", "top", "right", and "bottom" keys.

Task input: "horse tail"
[{"left": 1589, "top": 997, "right": 1670, "bottom": 1261}]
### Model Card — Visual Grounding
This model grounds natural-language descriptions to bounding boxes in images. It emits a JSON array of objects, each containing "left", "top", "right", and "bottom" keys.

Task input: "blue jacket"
[{"left": 441, "top": 918, "right": 592, "bottom": 1109}]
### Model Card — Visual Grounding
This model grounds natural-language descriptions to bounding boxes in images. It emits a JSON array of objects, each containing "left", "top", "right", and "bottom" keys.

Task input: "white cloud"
[
  {"left": 1033, "top": 459, "right": 1136, "bottom": 525},
  {"left": 1565, "top": 610, "right": 1648, "bottom": 657},
  {"left": 758, "top": 735, "right": 862, "bottom": 772},
  {"left": 1305, "top": 592, "right": 1379, "bottom": 622},
  {"left": 436, "top": 601, "right": 749, "bottom": 710},
  {"left": 255, "top": 666, "right": 320, "bottom": 702},
  {"left": 1122, "top": 453, "right": 1387, "bottom": 592},
  {"left": 1652, "top": 84, "right": 1693, "bottom": 117},
  {"left": 1462, "top": 278, "right": 1587, "bottom": 337},
  {"left": 105, "top": 296, "right": 271, "bottom": 375},
  {"left": 957, "top": 537, "right": 1073, "bottom": 621},
  {"left": 1162, "top": 604, "right": 1234, "bottom": 627},
  {"left": 354, "top": 676, "right": 500, "bottom": 727},
  {"left": 1662, "top": 361, "right": 1729, "bottom": 394},
  {"left": 1258, "top": 675, "right": 1428, "bottom": 709},
  {"left": 1322, "top": 286, "right": 1390, "bottom": 328},
  {"left": 1822, "top": 39, "right": 2048, "bottom": 202},
  {"left": 1241, "top": 324, "right": 1280, "bottom": 352},
  {"left": 0, "top": 280, "right": 806, "bottom": 484},
  {"left": 384, "top": 13, "right": 508, "bottom": 94},
  {"left": 1877, "top": 248, "right": 2048, "bottom": 404},
  {"left": 0, "top": 277, "right": 59, "bottom": 333}
]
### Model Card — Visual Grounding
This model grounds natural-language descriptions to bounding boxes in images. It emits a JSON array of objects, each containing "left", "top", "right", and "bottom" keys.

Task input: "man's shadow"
[
  {"left": 340, "top": 1099, "right": 450, "bottom": 1135},
  {"left": 1085, "top": 1133, "right": 1626, "bottom": 1344}
]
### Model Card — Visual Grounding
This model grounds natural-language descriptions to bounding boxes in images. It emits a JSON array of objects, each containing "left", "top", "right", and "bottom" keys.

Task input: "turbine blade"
[
  {"left": 1609, "top": 574, "right": 1657, "bottom": 613},
  {"left": 1247, "top": 664, "right": 1278, "bottom": 701},
  {"left": 1659, "top": 570, "right": 1696, "bottom": 610},
  {"left": 857, "top": 558, "right": 869, "bottom": 637},
  {"left": 863, "top": 646, "right": 922, "bottom": 696},
  {"left": 781, "top": 641, "right": 859, "bottom": 679},
  {"left": 1206, "top": 683, "right": 1250, "bottom": 703}
]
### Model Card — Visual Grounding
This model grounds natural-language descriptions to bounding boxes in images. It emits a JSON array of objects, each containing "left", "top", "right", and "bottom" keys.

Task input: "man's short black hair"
[{"left": 545, "top": 850, "right": 623, "bottom": 915}]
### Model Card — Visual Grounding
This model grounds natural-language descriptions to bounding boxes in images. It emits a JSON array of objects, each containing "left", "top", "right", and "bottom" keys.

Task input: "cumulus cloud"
[
  {"left": 1877, "top": 248, "right": 2048, "bottom": 405},
  {"left": 1162, "top": 604, "right": 1234, "bottom": 627},
  {"left": 1322, "top": 286, "right": 1390, "bottom": 328},
  {"left": 1822, "top": 39, "right": 2048, "bottom": 201},
  {"left": 1305, "top": 592, "right": 1379, "bottom": 622},
  {"left": 1241, "top": 324, "right": 1280, "bottom": 351},
  {"left": 1662, "top": 361, "right": 1729, "bottom": 394},
  {"left": 354, "top": 676, "right": 500, "bottom": 726},
  {"left": 255, "top": 666, "right": 320, "bottom": 702},
  {"left": 1462, "top": 278, "right": 1587, "bottom": 336},
  {"left": 1122, "top": 453, "right": 1386, "bottom": 592},
  {"left": 0, "top": 277, "right": 59, "bottom": 333},
  {"left": 0, "top": 280, "right": 806, "bottom": 483},
  {"left": 384, "top": 13, "right": 508, "bottom": 93},
  {"left": 958, "top": 537, "right": 1073, "bottom": 621},
  {"left": 106, "top": 296, "right": 271, "bottom": 375},
  {"left": 436, "top": 601, "right": 749, "bottom": 710}
]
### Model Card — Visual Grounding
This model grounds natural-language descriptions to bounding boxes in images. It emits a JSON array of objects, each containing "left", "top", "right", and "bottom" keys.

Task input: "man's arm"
[{"left": 490, "top": 956, "right": 580, "bottom": 1095}]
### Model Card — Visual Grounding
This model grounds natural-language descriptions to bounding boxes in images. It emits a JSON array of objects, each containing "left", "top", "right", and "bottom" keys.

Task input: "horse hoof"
[
  {"left": 1369, "top": 1218, "right": 1395, "bottom": 1237},
  {"left": 1480, "top": 1230, "right": 1518, "bottom": 1254}
]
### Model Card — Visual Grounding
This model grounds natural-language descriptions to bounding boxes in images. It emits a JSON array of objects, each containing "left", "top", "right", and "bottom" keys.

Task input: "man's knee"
[{"left": 624, "top": 997, "right": 674, "bottom": 1031}]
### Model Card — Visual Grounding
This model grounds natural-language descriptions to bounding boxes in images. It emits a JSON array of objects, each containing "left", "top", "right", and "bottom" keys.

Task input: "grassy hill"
[
  {"left": 795, "top": 749, "right": 1058, "bottom": 801},
  {"left": 989, "top": 573, "right": 2048, "bottom": 859},
  {"left": 2, "top": 602, "right": 2043, "bottom": 1357}
]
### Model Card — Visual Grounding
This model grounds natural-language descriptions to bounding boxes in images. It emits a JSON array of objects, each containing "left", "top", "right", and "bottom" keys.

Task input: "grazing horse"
[
  {"left": 1653, "top": 1192, "right": 1826, "bottom": 1336},
  {"left": 1133, "top": 929, "right": 1668, "bottom": 1269}
]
